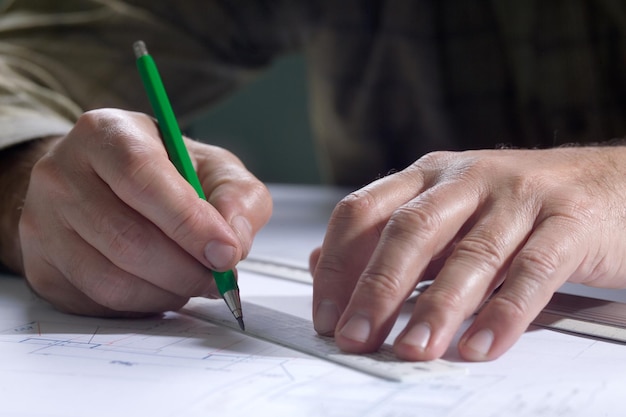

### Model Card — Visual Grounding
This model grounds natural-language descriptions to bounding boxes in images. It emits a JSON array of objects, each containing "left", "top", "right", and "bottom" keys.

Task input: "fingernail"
[
  {"left": 464, "top": 328, "right": 494, "bottom": 358},
  {"left": 400, "top": 322, "right": 431, "bottom": 351},
  {"left": 204, "top": 241, "right": 237, "bottom": 270},
  {"left": 314, "top": 299, "right": 340, "bottom": 336},
  {"left": 339, "top": 313, "right": 371, "bottom": 343},
  {"left": 231, "top": 215, "right": 252, "bottom": 255}
]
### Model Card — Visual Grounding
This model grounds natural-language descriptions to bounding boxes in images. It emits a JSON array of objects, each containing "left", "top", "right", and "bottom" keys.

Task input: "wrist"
[{"left": 0, "top": 136, "right": 62, "bottom": 275}]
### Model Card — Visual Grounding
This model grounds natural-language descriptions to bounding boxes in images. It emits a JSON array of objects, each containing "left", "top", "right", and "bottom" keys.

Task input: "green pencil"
[{"left": 133, "top": 40, "right": 244, "bottom": 330}]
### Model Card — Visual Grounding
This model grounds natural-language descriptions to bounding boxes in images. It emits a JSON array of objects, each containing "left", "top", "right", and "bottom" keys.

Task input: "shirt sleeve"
[{"left": 0, "top": 0, "right": 307, "bottom": 150}]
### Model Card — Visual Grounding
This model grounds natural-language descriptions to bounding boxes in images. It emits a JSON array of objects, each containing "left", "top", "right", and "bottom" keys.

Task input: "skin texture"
[
  {"left": 3, "top": 109, "right": 626, "bottom": 362},
  {"left": 311, "top": 146, "right": 626, "bottom": 362},
  {"left": 1, "top": 108, "right": 272, "bottom": 317}
]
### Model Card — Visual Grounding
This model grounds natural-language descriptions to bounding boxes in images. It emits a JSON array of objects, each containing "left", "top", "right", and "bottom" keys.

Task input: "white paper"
[
  {"left": 2, "top": 273, "right": 626, "bottom": 417},
  {"left": 2, "top": 184, "right": 626, "bottom": 416}
]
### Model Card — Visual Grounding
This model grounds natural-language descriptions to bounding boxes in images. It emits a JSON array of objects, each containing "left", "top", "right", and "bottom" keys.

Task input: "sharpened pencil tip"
[{"left": 237, "top": 317, "right": 245, "bottom": 331}]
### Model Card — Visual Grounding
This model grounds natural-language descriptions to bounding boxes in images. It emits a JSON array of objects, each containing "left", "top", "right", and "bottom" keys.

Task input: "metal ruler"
[
  {"left": 239, "top": 257, "right": 626, "bottom": 345},
  {"left": 238, "top": 257, "right": 313, "bottom": 284},
  {"left": 532, "top": 292, "right": 626, "bottom": 344},
  {"left": 182, "top": 298, "right": 466, "bottom": 382}
]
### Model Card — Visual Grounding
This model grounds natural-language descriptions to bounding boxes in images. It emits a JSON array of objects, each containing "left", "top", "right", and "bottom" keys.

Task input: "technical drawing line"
[{"left": 88, "top": 325, "right": 100, "bottom": 344}]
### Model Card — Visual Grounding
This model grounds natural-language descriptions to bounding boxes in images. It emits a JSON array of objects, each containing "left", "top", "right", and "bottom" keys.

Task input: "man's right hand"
[{"left": 14, "top": 108, "right": 272, "bottom": 316}]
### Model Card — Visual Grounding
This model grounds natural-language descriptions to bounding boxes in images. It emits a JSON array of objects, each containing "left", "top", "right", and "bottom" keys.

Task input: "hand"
[
  {"left": 311, "top": 147, "right": 626, "bottom": 361},
  {"left": 16, "top": 108, "right": 272, "bottom": 316}
]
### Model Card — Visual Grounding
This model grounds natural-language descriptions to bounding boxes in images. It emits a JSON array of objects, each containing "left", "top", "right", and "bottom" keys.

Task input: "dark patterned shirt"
[{"left": 0, "top": 0, "right": 624, "bottom": 185}]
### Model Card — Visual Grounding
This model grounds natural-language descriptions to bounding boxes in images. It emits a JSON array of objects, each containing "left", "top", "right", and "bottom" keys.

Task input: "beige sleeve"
[
  {"left": 0, "top": 53, "right": 79, "bottom": 148},
  {"left": 0, "top": 0, "right": 305, "bottom": 150}
]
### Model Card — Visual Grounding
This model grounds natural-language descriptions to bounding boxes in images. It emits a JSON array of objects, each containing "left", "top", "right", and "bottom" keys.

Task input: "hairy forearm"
[{"left": 0, "top": 137, "right": 61, "bottom": 275}]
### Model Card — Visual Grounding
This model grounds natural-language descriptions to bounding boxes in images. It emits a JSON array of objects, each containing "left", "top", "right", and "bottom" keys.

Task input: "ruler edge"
[
  {"left": 532, "top": 311, "right": 626, "bottom": 344},
  {"left": 239, "top": 257, "right": 626, "bottom": 345},
  {"left": 181, "top": 298, "right": 466, "bottom": 383}
]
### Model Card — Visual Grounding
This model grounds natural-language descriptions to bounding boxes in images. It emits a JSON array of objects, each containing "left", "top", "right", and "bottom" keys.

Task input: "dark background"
[{"left": 189, "top": 54, "right": 320, "bottom": 184}]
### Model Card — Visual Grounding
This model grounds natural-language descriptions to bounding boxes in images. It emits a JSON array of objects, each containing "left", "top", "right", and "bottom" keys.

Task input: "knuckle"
[
  {"left": 314, "top": 251, "right": 352, "bottom": 279},
  {"left": 247, "top": 180, "right": 271, "bottom": 201},
  {"left": 387, "top": 200, "right": 443, "bottom": 244},
  {"left": 63, "top": 253, "right": 92, "bottom": 294},
  {"left": 74, "top": 109, "right": 139, "bottom": 148},
  {"left": 75, "top": 109, "right": 159, "bottom": 184},
  {"left": 357, "top": 267, "right": 406, "bottom": 301},
  {"left": 552, "top": 192, "right": 597, "bottom": 222},
  {"left": 584, "top": 257, "right": 613, "bottom": 282},
  {"left": 74, "top": 113, "right": 166, "bottom": 205},
  {"left": 411, "top": 150, "right": 469, "bottom": 184},
  {"left": 198, "top": 143, "right": 234, "bottom": 161},
  {"left": 105, "top": 219, "right": 152, "bottom": 267},
  {"left": 414, "top": 151, "right": 455, "bottom": 170},
  {"left": 113, "top": 157, "right": 164, "bottom": 204},
  {"left": 418, "top": 287, "right": 465, "bottom": 314},
  {"left": 245, "top": 181, "right": 273, "bottom": 221},
  {"left": 332, "top": 189, "right": 378, "bottom": 221},
  {"left": 169, "top": 203, "right": 206, "bottom": 242},
  {"left": 73, "top": 109, "right": 103, "bottom": 133},
  {"left": 453, "top": 231, "right": 506, "bottom": 273},
  {"left": 75, "top": 109, "right": 128, "bottom": 135},
  {"left": 485, "top": 294, "right": 528, "bottom": 323},
  {"left": 514, "top": 246, "right": 562, "bottom": 280},
  {"left": 506, "top": 172, "right": 548, "bottom": 204},
  {"left": 116, "top": 141, "right": 153, "bottom": 170},
  {"left": 70, "top": 260, "right": 141, "bottom": 312},
  {"left": 91, "top": 272, "right": 136, "bottom": 311}
]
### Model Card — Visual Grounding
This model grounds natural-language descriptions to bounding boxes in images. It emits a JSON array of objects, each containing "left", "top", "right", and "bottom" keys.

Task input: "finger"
[
  {"left": 23, "top": 250, "right": 127, "bottom": 317},
  {"left": 190, "top": 140, "right": 273, "bottom": 259},
  {"left": 58, "top": 170, "right": 215, "bottom": 298},
  {"left": 26, "top": 144, "right": 216, "bottom": 299},
  {"left": 393, "top": 200, "right": 534, "bottom": 360},
  {"left": 312, "top": 170, "right": 428, "bottom": 336},
  {"left": 26, "top": 264, "right": 158, "bottom": 318},
  {"left": 73, "top": 110, "right": 243, "bottom": 272},
  {"left": 309, "top": 247, "right": 321, "bottom": 275},
  {"left": 332, "top": 179, "right": 483, "bottom": 353},
  {"left": 19, "top": 215, "right": 188, "bottom": 315},
  {"left": 458, "top": 215, "right": 584, "bottom": 361},
  {"left": 47, "top": 229, "right": 189, "bottom": 314}
]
